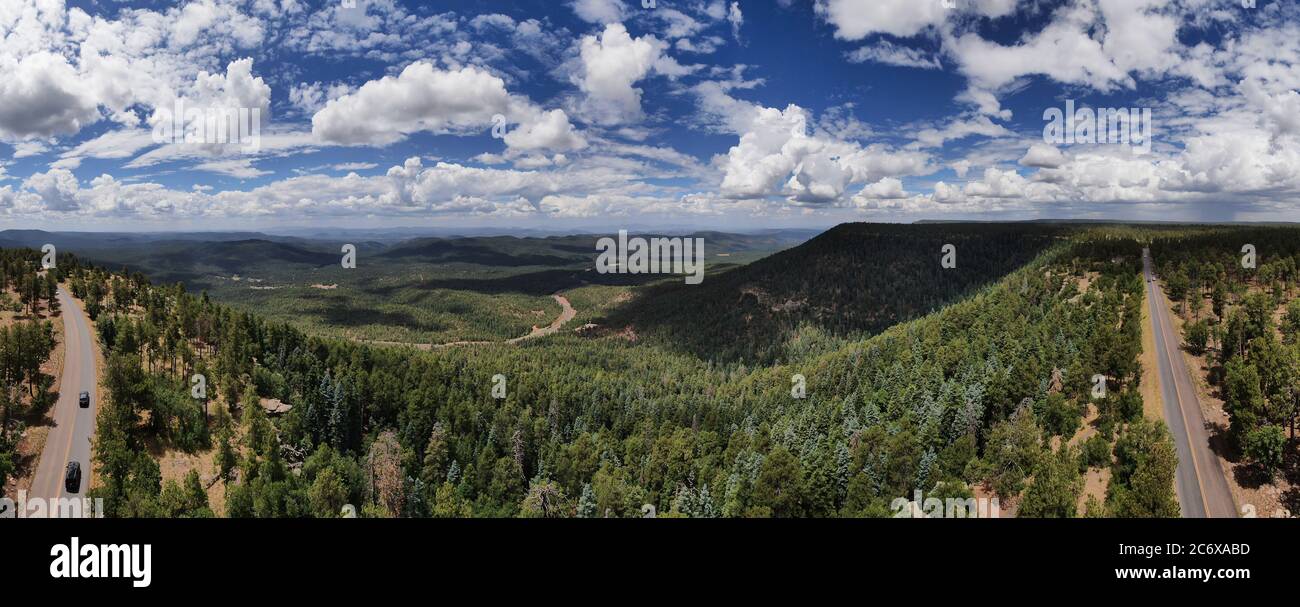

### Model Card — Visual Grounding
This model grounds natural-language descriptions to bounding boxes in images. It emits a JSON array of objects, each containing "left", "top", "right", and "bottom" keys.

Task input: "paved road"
[
  {"left": 1142, "top": 249, "right": 1237, "bottom": 518},
  {"left": 29, "top": 287, "right": 98, "bottom": 510}
]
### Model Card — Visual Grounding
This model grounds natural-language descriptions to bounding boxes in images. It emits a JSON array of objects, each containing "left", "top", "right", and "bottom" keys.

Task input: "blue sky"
[{"left": 2, "top": 0, "right": 1299, "bottom": 232}]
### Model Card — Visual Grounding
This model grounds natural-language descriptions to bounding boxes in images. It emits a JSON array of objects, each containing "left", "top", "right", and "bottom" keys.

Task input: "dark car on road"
[
  {"left": 79, "top": 391, "right": 90, "bottom": 408},
  {"left": 65, "top": 461, "right": 82, "bottom": 493}
]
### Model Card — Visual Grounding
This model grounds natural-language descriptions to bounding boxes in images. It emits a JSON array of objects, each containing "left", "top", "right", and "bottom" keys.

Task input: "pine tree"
[
  {"left": 328, "top": 377, "right": 348, "bottom": 452},
  {"left": 1019, "top": 447, "right": 1082, "bottom": 518},
  {"left": 751, "top": 446, "right": 804, "bottom": 518},
  {"left": 577, "top": 483, "right": 597, "bottom": 518},
  {"left": 420, "top": 423, "right": 449, "bottom": 487}
]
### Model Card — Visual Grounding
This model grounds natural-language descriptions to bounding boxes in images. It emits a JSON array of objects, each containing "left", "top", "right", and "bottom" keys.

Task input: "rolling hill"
[{"left": 20, "top": 228, "right": 815, "bottom": 344}]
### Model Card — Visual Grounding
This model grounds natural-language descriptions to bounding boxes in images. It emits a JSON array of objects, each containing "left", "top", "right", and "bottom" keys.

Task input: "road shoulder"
[{"left": 1139, "top": 285, "right": 1165, "bottom": 423}]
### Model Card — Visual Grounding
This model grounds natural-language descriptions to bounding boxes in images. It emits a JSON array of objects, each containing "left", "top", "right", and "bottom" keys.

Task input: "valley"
[
  {"left": 5, "top": 222, "right": 1297, "bottom": 518},
  {"left": 0, "top": 229, "right": 810, "bottom": 346}
]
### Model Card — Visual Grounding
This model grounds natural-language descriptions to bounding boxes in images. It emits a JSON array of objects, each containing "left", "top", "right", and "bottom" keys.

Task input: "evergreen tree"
[{"left": 1019, "top": 447, "right": 1083, "bottom": 518}]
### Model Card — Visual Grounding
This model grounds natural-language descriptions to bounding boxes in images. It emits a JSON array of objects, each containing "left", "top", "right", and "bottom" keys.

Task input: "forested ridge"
[
  {"left": 21, "top": 223, "right": 1182, "bottom": 518},
  {"left": 602, "top": 223, "right": 1065, "bottom": 365}
]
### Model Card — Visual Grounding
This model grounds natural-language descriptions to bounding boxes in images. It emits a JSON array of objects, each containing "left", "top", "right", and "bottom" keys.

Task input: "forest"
[
  {"left": 1153, "top": 227, "right": 1300, "bottom": 496},
  {"left": 0, "top": 249, "right": 61, "bottom": 497},
  {"left": 603, "top": 223, "right": 1066, "bottom": 365},
  {"left": 8, "top": 222, "right": 1182, "bottom": 518}
]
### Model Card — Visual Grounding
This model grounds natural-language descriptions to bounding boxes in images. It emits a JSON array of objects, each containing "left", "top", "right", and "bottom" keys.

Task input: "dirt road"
[
  {"left": 506, "top": 294, "right": 576, "bottom": 343},
  {"left": 359, "top": 294, "right": 576, "bottom": 350}
]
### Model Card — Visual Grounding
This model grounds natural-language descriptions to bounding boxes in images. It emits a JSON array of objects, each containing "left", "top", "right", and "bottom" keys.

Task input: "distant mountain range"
[
  {"left": 0, "top": 228, "right": 817, "bottom": 293},
  {"left": 0, "top": 226, "right": 825, "bottom": 247}
]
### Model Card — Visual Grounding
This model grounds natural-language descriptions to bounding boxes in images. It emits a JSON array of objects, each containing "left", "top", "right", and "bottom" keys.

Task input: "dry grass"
[
  {"left": 158, "top": 445, "right": 225, "bottom": 516},
  {"left": 1068, "top": 271, "right": 1101, "bottom": 303},
  {"left": 972, "top": 482, "right": 1018, "bottom": 518},
  {"left": 1061, "top": 402, "right": 1113, "bottom": 516},
  {"left": 1140, "top": 289, "right": 1166, "bottom": 423},
  {"left": 1078, "top": 467, "right": 1112, "bottom": 514}
]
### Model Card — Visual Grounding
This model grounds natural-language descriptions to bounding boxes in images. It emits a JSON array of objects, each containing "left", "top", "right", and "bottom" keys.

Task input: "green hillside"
[{"left": 600, "top": 223, "right": 1067, "bottom": 365}]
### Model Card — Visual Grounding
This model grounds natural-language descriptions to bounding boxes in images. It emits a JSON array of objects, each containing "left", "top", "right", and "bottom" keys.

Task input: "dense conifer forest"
[
  {"left": 603, "top": 223, "right": 1065, "bottom": 365},
  {"left": 0, "top": 224, "right": 1187, "bottom": 518}
]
